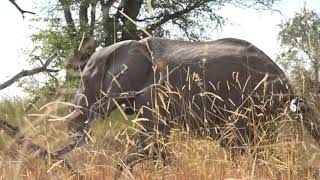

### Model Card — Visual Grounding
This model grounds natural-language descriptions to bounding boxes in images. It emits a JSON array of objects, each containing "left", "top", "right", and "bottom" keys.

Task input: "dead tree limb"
[
  {"left": 0, "top": 118, "right": 75, "bottom": 171},
  {"left": 8, "top": 0, "right": 36, "bottom": 18},
  {"left": 0, "top": 52, "right": 59, "bottom": 91}
]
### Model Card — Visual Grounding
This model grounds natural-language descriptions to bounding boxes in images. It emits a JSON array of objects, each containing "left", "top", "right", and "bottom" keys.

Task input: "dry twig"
[{"left": 8, "top": 0, "right": 36, "bottom": 18}]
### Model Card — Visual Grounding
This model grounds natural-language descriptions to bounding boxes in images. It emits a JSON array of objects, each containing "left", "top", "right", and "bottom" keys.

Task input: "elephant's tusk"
[{"left": 48, "top": 110, "right": 81, "bottom": 122}]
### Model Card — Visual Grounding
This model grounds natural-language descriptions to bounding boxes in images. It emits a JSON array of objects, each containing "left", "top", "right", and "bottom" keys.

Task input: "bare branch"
[
  {"left": 8, "top": 0, "right": 35, "bottom": 18},
  {"left": 148, "top": 1, "right": 205, "bottom": 31},
  {"left": 0, "top": 53, "right": 59, "bottom": 90},
  {"left": 136, "top": 15, "right": 161, "bottom": 22}
]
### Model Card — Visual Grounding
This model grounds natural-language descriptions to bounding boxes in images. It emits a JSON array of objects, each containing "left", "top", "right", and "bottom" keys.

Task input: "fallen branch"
[
  {"left": 0, "top": 52, "right": 59, "bottom": 90},
  {"left": 8, "top": 0, "right": 36, "bottom": 18},
  {"left": 52, "top": 104, "right": 98, "bottom": 157},
  {"left": 0, "top": 118, "right": 76, "bottom": 171}
]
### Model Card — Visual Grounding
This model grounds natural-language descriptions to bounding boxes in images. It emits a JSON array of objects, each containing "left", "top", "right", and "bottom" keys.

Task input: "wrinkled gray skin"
[
  {"left": 67, "top": 37, "right": 297, "bottom": 175},
  {"left": 70, "top": 37, "right": 292, "bottom": 131}
]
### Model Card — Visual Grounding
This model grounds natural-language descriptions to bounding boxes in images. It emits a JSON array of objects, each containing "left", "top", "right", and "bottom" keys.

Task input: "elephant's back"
[
  {"left": 141, "top": 37, "right": 284, "bottom": 76},
  {"left": 146, "top": 37, "right": 291, "bottom": 119},
  {"left": 142, "top": 37, "right": 289, "bottom": 88}
]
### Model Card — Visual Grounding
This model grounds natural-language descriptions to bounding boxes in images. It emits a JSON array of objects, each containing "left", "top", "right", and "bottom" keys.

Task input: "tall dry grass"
[{"left": 1, "top": 91, "right": 320, "bottom": 180}]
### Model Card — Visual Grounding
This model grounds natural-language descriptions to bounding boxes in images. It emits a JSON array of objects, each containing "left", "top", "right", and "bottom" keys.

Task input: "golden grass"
[
  {"left": 0, "top": 127, "right": 319, "bottom": 180},
  {"left": 1, "top": 97, "right": 320, "bottom": 180}
]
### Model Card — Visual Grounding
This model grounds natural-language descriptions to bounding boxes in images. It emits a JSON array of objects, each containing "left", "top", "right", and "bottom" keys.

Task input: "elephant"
[{"left": 51, "top": 37, "right": 319, "bottom": 177}]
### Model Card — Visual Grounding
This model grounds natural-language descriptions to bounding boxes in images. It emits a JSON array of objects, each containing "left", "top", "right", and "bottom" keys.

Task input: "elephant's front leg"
[{"left": 114, "top": 91, "right": 172, "bottom": 179}]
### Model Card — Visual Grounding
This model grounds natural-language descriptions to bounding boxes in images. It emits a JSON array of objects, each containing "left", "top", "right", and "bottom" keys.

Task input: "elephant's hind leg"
[
  {"left": 114, "top": 145, "right": 149, "bottom": 179},
  {"left": 114, "top": 138, "right": 173, "bottom": 179}
]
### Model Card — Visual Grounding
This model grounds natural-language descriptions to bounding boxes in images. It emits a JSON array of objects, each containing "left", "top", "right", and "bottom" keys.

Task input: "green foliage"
[
  {"left": 0, "top": 97, "right": 27, "bottom": 125},
  {"left": 277, "top": 8, "right": 320, "bottom": 95},
  {"left": 279, "top": 10, "right": 320, "bottom": 53},
  {"left": 0, "top": 97, "right": 27, "bottom": 148}
]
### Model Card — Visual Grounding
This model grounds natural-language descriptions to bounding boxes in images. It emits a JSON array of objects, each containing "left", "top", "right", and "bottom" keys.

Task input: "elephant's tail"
[{"left": 290, "top": 97, "right": 320, "bottom": 143}]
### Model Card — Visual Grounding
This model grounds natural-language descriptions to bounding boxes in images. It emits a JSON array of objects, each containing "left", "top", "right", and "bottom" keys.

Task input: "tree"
[
  {"left": 25, "top": 0, "right": 280, "bottom": 97},
  {"left": 277, "top": 6, "right": 320, "bottom": 95}
]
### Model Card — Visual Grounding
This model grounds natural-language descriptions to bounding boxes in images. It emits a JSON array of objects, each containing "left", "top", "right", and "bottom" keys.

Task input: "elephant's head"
[{"left": 53, "top": 40, "right": 154, "bottom": 132}]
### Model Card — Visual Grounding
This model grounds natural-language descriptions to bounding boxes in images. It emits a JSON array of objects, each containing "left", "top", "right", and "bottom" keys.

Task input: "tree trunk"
[
  {"left": 118, "top": 0, "right": 143, "bottom": 40},
  {"left": 314, "top": 61, "right": 320, "bottom": 94}
]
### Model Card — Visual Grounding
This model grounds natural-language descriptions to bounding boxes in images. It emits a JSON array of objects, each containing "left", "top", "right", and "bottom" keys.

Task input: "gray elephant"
[{"left": 52, "top": 37, "right": 318, "bottom": 177}]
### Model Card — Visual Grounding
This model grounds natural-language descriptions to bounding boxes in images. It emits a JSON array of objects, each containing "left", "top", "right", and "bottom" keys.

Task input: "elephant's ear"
[
  {"left": 110, "top": 40, "right": 153, "bottom": 66},
  {"left": 107, "top": 40, "right": 154, "bottom": 93},
  {"left": 128, "top": 40, "right": 153, "bottom": 65}
]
